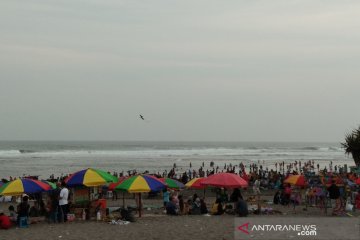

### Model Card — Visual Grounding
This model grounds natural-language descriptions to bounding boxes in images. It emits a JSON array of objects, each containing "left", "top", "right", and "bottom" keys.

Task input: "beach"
[{"left": 1, "top": 189, "right": 359, "bottom": 240}]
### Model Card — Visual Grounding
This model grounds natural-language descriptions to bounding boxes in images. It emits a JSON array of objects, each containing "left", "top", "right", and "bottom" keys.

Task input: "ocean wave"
[
  {"left": 19, "top": 149, "right": 37, "bottom": 154},
  {"left": 0, "top": 145, "right": 344, "bottom": 159},
  {"left": 300, "top": 147, "right": 320, "bottom": 151}
]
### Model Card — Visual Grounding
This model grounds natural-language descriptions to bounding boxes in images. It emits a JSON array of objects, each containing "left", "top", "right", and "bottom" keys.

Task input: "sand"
[{"left": 1, "top": 189, "right": 359, "bottom": 240}]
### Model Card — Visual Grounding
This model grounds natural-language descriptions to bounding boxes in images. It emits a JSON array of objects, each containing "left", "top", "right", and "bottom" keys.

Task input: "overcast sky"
[{"left": 0, "top": 0, "right": 359, "bottom": 142}]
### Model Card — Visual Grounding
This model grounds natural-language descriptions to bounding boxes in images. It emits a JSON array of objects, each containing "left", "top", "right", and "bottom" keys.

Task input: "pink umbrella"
[{"left": 201, "top": 173, "right": 248, "bottom": 188}]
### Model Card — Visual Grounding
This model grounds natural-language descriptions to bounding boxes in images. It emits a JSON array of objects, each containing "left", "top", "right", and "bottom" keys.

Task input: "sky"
[{"left": 0, "top": 0, "right": 359, "bottom": 142}]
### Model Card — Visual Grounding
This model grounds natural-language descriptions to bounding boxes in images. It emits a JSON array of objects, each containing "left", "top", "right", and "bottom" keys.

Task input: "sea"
[{"left": 0, "top": 141, "right": 354, "bottom": 179}]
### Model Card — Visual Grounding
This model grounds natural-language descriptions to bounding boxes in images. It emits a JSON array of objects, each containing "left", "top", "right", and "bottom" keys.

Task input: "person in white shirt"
[{"left": 59, "top": 182, "right": 69, "bottom": 222}]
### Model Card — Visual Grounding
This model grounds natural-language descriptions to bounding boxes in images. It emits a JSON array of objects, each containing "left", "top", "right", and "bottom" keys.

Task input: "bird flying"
[{"left": 140, "top": 114, "right": 145, "bottom": 120}]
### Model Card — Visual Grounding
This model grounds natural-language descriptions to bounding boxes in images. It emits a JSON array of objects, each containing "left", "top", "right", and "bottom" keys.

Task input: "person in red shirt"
[{"left": 0, "top": 213, "right": 12, "bottom": 230}]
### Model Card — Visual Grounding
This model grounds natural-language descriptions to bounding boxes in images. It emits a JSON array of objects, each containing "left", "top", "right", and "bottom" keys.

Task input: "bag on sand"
[{"left": 346, "top": 200, "right": 353, "bottom": 212}]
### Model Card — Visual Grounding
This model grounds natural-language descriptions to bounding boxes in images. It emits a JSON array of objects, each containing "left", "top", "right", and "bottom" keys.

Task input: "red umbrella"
[{"left": 201, "top": 173, "right": 248, "bottom": 188}]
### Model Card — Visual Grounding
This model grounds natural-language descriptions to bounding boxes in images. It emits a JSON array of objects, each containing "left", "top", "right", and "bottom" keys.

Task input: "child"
[
  {"left": 0, "top": 212, "right": 12, "bottom": 229},
  {"left": 8, "top": 205, "right": 17, "bottom": 223}
]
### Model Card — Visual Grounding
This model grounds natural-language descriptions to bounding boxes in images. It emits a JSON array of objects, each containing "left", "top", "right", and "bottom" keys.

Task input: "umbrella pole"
[
  {"left": 257, "top": 192, "right": 261, "bottom": 215},
  {"left": 203, "top": 188, "right": 206, "bottom": 198},
  {"left": 139, "top": 193, "right": 142, "bottom": 217},
  {"left": 122, "top": 191, "right": 125, "bottom": 207}
]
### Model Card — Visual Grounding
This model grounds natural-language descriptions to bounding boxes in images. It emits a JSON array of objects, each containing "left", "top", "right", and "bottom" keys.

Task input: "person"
[
  {"left": 8, "top": 205, "right": 17, "bottom": 223},
  {"left": 200, "top": 198, "right": 208, "bottom": 214},
  {"left": 59, "top": 181, "right": 69, "bottom": 222},
  {"left": 283, "top": 184, "right": 292, "bottom": 205},
  {"left": 17, "top": 195, "right": 30, "bottom": 225},
  {"left": 327, "top": 180, "right": 340, "bottom": 214},
  {"left": 230, "top": 188, "right": 243, "bottom": 202},
  {"left": 178, "top": 195, "right": 184, "bottom": 214},
  {"left": 0, "top": 212, "right": 12, "bottom": 229},
  {"left": 290, "top": 191, "right": 301, "bottom": 212},
  {"left": 355, "top": 190, "right": 360, "bottom": 210},
  {"left": 49, "top": 189, "right": 59, "bottom": 223},
  {"left": 273, "top": 191, "right": 281, "bottom": 204},
  {"left": 211, "top": 198, "right": 224, "bottom": 215},
  {"left": 236, "top": 199, "right": 248, "bottom": 217},
  {"left": 166, "top": 196, "right": 178, "bottom": 215},
  {"left": 191, "top": 198, "right": 201, "bottom": 215},
  {"left": 253, "top": 177, "right": 261, "bottom": 195},
  {"left": 162, "top": 188, "right": 170, "bottom": 209}
]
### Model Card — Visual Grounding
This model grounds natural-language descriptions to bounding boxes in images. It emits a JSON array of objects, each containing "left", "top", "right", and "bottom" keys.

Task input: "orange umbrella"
[{"left": 284, "top": 175, "right": 306, "bottom": 186}]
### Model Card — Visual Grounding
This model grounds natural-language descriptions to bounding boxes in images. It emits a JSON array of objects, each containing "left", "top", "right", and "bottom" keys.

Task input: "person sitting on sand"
[
  {"left": 236, "top": 198, "right": 248, "bottom": 217},
  {"left": 200, "top": 198, "right": 208, "bottom": 214},
  {"left": 211, "top": 198, "right": 224, "bottom": 215},
  {"left": 8, "top": 206, "right": 17, "bottom": 223},
  {"left": 166, "top": 196, "right": 178, "bottom": 215},
  {"left": 178, "top": 195, "right": 184, "bottom": 214},
  {"left": 0, "top": 212, "right": 12, "bottom": 230},
  {"left": 191, "top": 198, "right": 201, "bottom": 215}
]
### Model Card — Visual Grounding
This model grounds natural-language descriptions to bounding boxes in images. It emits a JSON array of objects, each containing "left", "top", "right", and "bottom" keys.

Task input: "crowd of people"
[
  {"left": 1, "top": 159, "right": 360, "bottom": 230},
  {"left": 0, "top": 181, "right": 70, "bottom": 229},
  {"left": 162, "top": 187, "right": 248, "bottom": 217}
]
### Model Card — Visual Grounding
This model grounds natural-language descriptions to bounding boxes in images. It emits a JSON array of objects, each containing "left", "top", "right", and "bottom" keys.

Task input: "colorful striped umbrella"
[
  {"left": 201, "top": 173, "right": 248, "bottom": 188},
  {"left": 108, "top": 177, "right": 127, "bottom": 191},
  {"left": 284, "top": 175, "right": 306, "bottom": 186},
  {"left": 0, "top": 178, "right": 51, "bottom": 196},
  {"left": 185, "top": 178, "right": 206, "bottom": 189},
  {"left": 42, "top": 180, "right": 57, "bottom": 190},
  {"left": 158, "top": 178, "right": 185, "bottom": 190},
  {"left": 115, "top": 175, "right": 167, "bottom": 217},
  {"left": 65, "top": 168, "right": 118, "bottom": 187},
  {"left": 115, "top": 175, "right": 166, "bottom": 193}
]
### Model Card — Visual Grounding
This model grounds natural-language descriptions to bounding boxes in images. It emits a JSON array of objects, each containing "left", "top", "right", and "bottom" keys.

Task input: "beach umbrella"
[
  {"left": 201, "top": 173, "right": 248, "bottom": 188},
  {"left": 115, "top": 175, "right": 167, "bottom": 217},
  {"left": 158, "top": 178, "right": 185, "bottom": 190},
  {"left": 284, "top": 175, "right": 307, "bottom": 187},
  {"left": 65, "top": 168, "right": 118, "bottom": 187},
  {"left": 115, "top": 175, "right": 166, "bottom": 193},
  {"left": 41, "top": 180, "right": 57, "bottom": 190},
  {"left": 185, "top": 178, "right": 206, "bottom": 189},
  {"left": 108, "top": 177, "right": 127, "bottom": 191},
  {"left": 0, "top": 178, "right": 51, "bottom": 196}
]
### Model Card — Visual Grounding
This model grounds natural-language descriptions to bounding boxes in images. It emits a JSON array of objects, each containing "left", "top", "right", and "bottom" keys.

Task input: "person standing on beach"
[
  {"left": 327, "top": 180, "right": 340, "bottom": 215},
  {"left": 163, "top": 188, "right": 170, "bottom": 209},
  {"left": 59, "top": 181, "right": 69, "bottom": 222}
]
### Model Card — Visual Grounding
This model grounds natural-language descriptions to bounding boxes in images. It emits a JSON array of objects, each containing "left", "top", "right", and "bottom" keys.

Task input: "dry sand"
[{"left": 1, "top": 189, "right": 359, "bottom": 240}]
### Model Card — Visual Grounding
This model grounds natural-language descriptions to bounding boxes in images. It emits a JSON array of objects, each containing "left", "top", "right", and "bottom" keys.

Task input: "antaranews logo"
[{"left": 237, "top": 222, "right": 317, "bottom": 236}]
